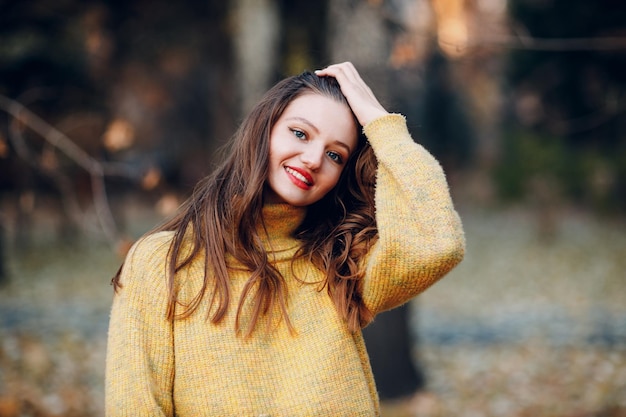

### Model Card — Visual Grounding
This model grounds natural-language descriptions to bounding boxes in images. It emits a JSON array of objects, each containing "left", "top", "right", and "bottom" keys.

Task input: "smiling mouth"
[{"left": 285, "top": 166, "right": 313, "bottom": 187}]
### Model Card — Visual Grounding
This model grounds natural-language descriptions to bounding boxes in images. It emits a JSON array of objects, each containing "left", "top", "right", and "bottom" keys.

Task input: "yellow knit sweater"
[{"left": 105, "top": 114, "right": 465, "bottom": 416}]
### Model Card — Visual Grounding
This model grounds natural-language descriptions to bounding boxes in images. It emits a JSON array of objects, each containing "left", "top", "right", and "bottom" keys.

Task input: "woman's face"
[{"left": 265, "top": 93, "right": 358, "bottom": 207}]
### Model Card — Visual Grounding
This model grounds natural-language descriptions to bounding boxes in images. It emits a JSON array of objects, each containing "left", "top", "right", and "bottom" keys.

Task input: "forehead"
[{"left": 284, "top": 92, "right": 348, "bottom": 113}]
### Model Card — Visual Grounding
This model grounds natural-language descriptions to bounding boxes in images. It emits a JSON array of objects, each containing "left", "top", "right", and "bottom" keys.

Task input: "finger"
[
  {"left": 316, "top": 62, "right": 359, "bottom": 82},
  {"left": 328, "top": 62, "right": 359, "bottom": 80},
  {"left": 316, "top": 64, "right": 371, "bottom": 99},
  {"left": 314, "top": 62, "right": 346, "bottom": 77}
]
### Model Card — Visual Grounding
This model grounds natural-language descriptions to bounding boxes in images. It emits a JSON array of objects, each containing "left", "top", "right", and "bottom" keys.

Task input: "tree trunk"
[
  {"left": 363, "top": 303, "right": 425, "bottom": 399},
  {"left": 231, "top": 0, "right": 281, "bottom": 115}
]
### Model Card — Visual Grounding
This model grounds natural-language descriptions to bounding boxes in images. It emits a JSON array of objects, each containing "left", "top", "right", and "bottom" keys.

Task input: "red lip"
[{"left": 285, "top": 166, "right": 314, "bottom": 190}]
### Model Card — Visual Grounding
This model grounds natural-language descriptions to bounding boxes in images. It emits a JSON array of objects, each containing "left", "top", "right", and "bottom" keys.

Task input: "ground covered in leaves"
[{"left": 1, "top": 204, "right": 625, "bottom": 417}]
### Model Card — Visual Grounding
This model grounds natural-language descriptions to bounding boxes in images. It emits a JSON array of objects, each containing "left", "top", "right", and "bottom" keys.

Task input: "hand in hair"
[{"left": 315, "top": 62, "right": 389, "bottom": 126}]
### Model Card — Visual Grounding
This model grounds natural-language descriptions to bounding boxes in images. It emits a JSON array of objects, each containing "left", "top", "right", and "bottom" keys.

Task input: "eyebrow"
[{"left": 285, "top": 116, "right": 353, "bottom": 154}]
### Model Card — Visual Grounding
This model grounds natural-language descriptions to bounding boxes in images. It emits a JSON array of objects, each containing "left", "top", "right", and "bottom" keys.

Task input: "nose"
[{"left": 300, "top": 145, "right": 323, "bottom": 171}]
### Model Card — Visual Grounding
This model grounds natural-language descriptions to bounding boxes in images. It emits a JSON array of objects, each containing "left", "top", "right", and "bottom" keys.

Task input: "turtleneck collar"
[{"left": 257, "top": 204, "right": 306, "bottom": 255}]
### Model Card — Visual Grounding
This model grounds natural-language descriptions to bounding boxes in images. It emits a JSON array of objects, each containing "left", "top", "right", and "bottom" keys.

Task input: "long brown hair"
[{"left": 112, "top": 72, "right": 378, "bottom": 336}]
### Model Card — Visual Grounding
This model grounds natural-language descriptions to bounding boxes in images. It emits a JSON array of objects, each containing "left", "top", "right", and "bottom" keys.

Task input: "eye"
[
  {"left": 291, "top": 129, "right": 306, "bottom": 140},
  {"left": 326, "top": 151, "right": 344, "bottom": 164}
]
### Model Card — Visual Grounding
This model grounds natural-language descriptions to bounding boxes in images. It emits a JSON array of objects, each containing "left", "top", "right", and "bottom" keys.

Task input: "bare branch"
[
  {"left": 378, "top": 3, "right": 626, "bottom": 53},
  {"left": 0, "top": 93, "right": 136, "bottom": 245},
  {"left": 453, "top": 34, "right": 626, "bottom": 52},
  {"left": 8, "top": 117, "right": 86, "bottom": 230}
]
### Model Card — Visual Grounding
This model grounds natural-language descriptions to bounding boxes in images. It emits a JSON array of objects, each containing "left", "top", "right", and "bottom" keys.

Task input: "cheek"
[
  {"left": 268, "top": 143, "right": 283, "bottom": 167},
  {"left": 325, "top": 166, "right": 347, "bottom": 190}
]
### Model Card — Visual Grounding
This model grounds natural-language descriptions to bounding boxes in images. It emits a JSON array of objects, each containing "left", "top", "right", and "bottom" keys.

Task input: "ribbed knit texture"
[{"left": 105, "top": 114, "right": 465, "bottom": 416}]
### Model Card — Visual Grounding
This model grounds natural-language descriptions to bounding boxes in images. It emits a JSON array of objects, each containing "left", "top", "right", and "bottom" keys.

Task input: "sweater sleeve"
[
  {"left": 105, "top": 232, "right": 175, "bottom": 416},
  {"left": 361, "top": 114, "right": 465, "bottom": 316}
]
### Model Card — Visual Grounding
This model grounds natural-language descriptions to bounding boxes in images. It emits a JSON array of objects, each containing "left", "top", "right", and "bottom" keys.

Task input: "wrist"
[{"left": 359, "top": 108, "right": 389, "bottom": 127}]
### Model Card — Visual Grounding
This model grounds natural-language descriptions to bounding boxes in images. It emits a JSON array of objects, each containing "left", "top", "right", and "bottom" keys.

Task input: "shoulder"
[
  {"left": 127, "top": 231, "right": 176, "bottom": 266},
  {"left": 118, "top": 231, "right": 176, "bottom": 288}
]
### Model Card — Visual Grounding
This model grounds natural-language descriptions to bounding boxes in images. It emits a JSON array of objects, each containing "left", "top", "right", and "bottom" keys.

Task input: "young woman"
[{"left": 105, "top": 62, "right": 465, "bottom": 416}]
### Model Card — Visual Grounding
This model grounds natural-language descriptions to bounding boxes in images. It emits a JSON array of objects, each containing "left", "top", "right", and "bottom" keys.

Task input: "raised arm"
[
  {"left": 362, "top": 114, "right": 465, "bottom": 314},
  {"left": 317, "top": 62, "right": 465, "bottom": 315}
]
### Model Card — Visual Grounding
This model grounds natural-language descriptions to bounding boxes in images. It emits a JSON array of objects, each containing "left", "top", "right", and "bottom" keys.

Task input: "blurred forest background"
[{"left": 0, "top": 0, "right": 625, "bottom": 416}]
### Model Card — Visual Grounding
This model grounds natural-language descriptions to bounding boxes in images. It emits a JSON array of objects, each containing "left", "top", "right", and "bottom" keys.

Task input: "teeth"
[{"left": 285, "top": 167, "right": 311, "bottom": 185}]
